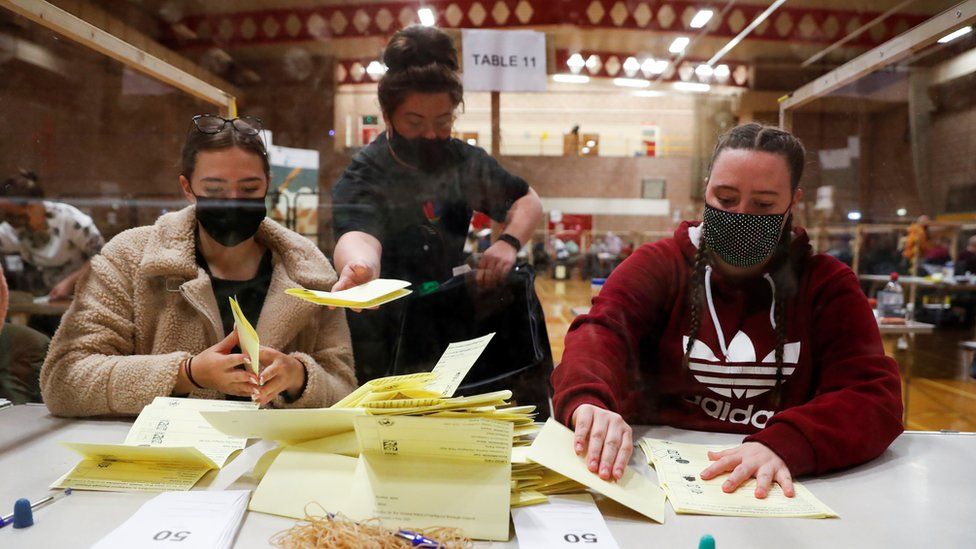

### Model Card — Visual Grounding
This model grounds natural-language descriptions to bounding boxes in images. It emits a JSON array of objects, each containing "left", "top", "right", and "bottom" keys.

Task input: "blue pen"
[
  {"left": 396, "top": 529, "right": 441, "bottom": 547},
  {"left": 0, "top": 488, "right": 72, "bottom": 528}
]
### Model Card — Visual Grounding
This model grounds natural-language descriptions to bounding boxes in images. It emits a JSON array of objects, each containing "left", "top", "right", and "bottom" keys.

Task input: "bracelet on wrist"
[{"left": 185, "top": 355, "right": 204, "bottom": 390}]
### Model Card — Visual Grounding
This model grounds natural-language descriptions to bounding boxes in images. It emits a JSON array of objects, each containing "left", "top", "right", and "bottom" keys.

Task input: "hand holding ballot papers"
[{"left": 285, "top": 278, "right": 412, "bottom": 309}]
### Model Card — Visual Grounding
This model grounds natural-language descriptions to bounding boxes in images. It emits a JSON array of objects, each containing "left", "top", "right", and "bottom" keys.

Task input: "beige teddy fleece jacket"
[{"left": 41, "top": 206, "right": 356, "bottom": 416}]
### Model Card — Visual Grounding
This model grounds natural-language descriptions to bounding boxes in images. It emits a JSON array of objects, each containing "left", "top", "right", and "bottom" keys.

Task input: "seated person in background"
[
  {"left": 0, "top": 170, "right": 104, "bottom": 300},
  {"left": 553, "top": 123, "right": 903, "bottom": 498},
  {"left": 0, "top": 263, "right": 50, "bottom": 404},
  {"left": 955, "top": 235, "right": 976, "bottom": 275},
  {"left": 40, "top": 114, "right": 356, "bottom": 417}
]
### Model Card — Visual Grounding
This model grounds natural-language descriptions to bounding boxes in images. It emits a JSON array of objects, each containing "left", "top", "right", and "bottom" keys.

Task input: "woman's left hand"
[
  {"left": 699, "top": 442, "right": 795, "bottom": 499},
  {"left": 477, "top": 241, "right": 516, "bottom": 288},
  {"left": 252, "top": 347, "right": 307, "bottom": 405}
]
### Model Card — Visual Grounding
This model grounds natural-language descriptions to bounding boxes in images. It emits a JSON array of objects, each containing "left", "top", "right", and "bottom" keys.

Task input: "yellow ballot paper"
[
  {"left": 201, "top": 407, "right": 366, "bottom": 445},
  {"left": 250, "top": 416, "right": 514, "bottom": 541},
  {"left": 285, "top": 278, "right": 412, "bottom": 309},
  {"left": 426, "top": 333, "right": 495, "bottom": 397},
  {"left": 53, "top": 442, "right": 217, "bottom": 492},
  {"left": 229, "top": 297, "right": 260, "bottom": 375},
  {"left": 639, "top": 438, "right": 838, "bottom": 519},
  {"left": 526, "top": 419, "right": 666, "bottom": 523},
  {"left": 331, "top": 372, "right": 438, "bottom": 409},
  {"left": 124, "top": 397, "right": 257, "bottom": 467}
]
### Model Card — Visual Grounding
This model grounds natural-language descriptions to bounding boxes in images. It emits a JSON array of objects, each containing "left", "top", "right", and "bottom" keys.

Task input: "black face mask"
[
  {"left": 703, "top": 204, "right": 789, "bottom": 268},
  {"left": 388, "top": 128, "right": 456, "bottom": 173},
  {"left": 194, "top": 196, "right": 267, "bottom": 247}
]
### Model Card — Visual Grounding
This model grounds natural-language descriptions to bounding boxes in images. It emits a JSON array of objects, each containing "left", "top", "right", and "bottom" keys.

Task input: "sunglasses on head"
[{"left": 190, "top": 114, "right": 264, "bottom": 136}]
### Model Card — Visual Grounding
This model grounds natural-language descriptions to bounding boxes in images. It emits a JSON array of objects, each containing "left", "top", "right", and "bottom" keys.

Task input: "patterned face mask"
[{"left": 702, "top": 204, "right": 789, "bottom": 268}]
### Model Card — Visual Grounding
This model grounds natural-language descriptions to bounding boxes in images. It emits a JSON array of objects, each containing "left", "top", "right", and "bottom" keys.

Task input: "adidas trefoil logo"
[{"left": 683, "top": 331, "right": 800, "bottom": 400}]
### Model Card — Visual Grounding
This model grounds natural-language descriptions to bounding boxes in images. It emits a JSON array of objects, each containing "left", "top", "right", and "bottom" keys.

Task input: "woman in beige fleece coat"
[{"left": 41, "top": 115, "right": 356, "bottom": 416}]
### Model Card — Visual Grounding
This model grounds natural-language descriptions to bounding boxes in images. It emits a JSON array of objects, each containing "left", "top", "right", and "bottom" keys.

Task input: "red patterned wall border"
[{"left": 164, "top": 1, "right": 930, "bottom": 50}]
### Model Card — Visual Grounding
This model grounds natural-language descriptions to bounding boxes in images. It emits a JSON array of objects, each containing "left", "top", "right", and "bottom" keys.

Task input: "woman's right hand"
[
  {"left": 191, "top": 330, "right": 259, "bottom": 398},
  {"left": 572, "top": 404, "right": 633, "bottom": 482}
]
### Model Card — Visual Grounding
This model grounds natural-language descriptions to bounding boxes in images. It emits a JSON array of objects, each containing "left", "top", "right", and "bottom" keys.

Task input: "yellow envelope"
[
  {"left": 526, "top": 419, "right": 666, "bottom": 523},
  {"left": 285, "top": 279, "right": 412, "bottom": 309},
  {"left": 201, "top": 407, "right": 366, "bottom": 445},
  {"left": 229, "top": 297, "right": 260, "bottom": 375},
  {"left": 53, "top": 442, "right": 217, "bottom": 492}
]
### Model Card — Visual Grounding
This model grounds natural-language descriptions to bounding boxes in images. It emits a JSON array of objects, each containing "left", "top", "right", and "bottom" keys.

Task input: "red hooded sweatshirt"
[{"left": 552, "top": 221, "right": 904, "bottom": 476}]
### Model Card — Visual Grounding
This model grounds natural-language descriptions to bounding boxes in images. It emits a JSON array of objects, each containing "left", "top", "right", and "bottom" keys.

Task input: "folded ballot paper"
[
  {"left": 252, "top": 415, "right": 514, "bottom": 541},
  {"left": 53, "top": 397, "right": 257, "bottom": 492},
  {"left": 229, "top": 297, "right": 260, "bottom": 375},
  {"left": 285, "top": 278, "right": 412, "bottom": 309},
  {"left": 525, "top": 419, "right": 667, "bottom": 523},
  {"left": 639, "top": 438, "right": 838, "bottom": 519},
  {"left": 92, "top": 490, "right": 250, "bottom": 549}
]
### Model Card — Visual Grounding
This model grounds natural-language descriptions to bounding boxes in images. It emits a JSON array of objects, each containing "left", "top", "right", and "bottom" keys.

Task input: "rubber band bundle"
[{"left": 269, "top": 504, "right": 472, "bottom": 549}]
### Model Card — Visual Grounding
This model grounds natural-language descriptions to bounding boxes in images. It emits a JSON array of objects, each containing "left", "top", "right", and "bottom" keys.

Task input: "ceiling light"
[
  {"left": 847, "top": 211, "right": 862, "bottom": 221},
  {"left": 695, "top": 64, "right": 713, "bottom": 78},
  {"left": 553, "top": 74, "right": 590, "bottom": 83},
  {"left": 896, "top": 208, "right": 908, "bottom": 217},
  {"left": 690, "top": 10, "right": 714, "bottom": 29},
  {"left": 673, "top": 82, "right": 710, "bottom": 92},
  {"left": 651, "top": 59, "right": 669, "bottom": 74},
  {"left": 417, "top": 8, "right": 436, "bottom": 26},
  {"left": 585, "top": 55, "right": 600, "bottom": 70},
  {"left": 713, "top": 64, "right": 731, "bottom": 79},
  {"left": 586, "top": 140, "right": 596, "bottom": 147},
  {"left": 669, "top": 37, "right": 690, "bottom": 54},
  {"left": 614, "top": 77, "right": 650, "bottom": 88},
  {"left": 581, "top": 147, "right": 591, "bottom": 154},
  {"left": 566, "top": 53, "right": 586, "bottom": 73},
  {"left": 366, "top": 61, "right": 387, "bottom": 76},
  {"left": 938, "top": 26, "right": 972, "bottom": 44},
  {"left": 623, "top": 56, "right": 641, "bottom": 76}
]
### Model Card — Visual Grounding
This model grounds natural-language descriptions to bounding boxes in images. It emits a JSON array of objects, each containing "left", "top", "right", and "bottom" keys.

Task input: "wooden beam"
[
  {"left": 0, "top": 0, "right": 238, "bottom": 111},
  {"left": 490, "top": 91, "right": 501, "bottom": 156},
  {"left": 781, "top": 0, "right": 976, "bottom": 114}
]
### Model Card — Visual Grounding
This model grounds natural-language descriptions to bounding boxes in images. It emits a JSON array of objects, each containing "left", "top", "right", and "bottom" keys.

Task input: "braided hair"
[{"left": 684, "top": 123, "right": 807, "bottom": 409}]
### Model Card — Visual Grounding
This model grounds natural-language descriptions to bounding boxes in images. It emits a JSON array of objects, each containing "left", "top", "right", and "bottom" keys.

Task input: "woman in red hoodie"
[{"left": 552, "top": 123, "right": 903, "bottom": 499}]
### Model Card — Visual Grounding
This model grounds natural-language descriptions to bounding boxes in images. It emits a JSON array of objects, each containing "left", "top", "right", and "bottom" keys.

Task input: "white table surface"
[{"left": 2, "top": 403, "right": 974, "bottom": 548}]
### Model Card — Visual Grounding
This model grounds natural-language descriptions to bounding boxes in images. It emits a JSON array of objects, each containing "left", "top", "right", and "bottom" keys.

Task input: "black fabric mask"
[
  {"left": 703, "top": 204, "right": 789, "bottom": 268},
  {"left": 388, "top": 128, "right": 456, "bottom": 173},
  {"left": 194, "top": 196, "right": 267, "bottom": 247}
]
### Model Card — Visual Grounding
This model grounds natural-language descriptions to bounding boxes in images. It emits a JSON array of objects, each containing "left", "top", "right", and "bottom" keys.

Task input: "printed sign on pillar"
[{"left": 462, "top": 29, "right": 547, "bottom": 92}]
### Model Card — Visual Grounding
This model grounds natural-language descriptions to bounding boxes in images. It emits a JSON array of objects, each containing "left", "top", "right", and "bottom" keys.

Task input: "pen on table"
[
  {"left": 0, "top": 488, "right": 72, "bottom": 528},
  {"left": 396, "top": 529, "right": 441, "bottom": 547}
]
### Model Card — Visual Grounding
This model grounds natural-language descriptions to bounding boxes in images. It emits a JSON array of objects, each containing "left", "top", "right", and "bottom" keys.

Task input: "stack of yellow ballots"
[
  {"left": 510, "top": 445, "right": 586, "bottom": 508},
  {"left": 205, "top": 334, "right": 538, "bottom": 541}
]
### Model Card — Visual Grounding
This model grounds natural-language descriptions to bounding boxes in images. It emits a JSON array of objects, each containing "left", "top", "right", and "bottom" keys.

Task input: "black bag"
[{"left": 390, "top": 263, "right": 554, "bottom": 418}]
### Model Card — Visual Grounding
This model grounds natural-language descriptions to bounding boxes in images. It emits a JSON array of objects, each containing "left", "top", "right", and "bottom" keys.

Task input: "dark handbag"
[{"left": 390, "top": 263, "right": 554, "bottom": 418}]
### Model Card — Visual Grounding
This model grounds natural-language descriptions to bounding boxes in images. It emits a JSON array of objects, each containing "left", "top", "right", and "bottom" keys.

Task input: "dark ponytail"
[{"left": 377, "top": 25, "right": 464, "bottom": 117}]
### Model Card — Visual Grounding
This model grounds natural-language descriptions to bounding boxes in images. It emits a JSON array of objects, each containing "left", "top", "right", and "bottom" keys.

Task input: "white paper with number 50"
[
  {"left": 512, "top": 493, "right": 620, "bottom": 549},
  {"left": 91, "top": 490, "right": 250, "bottom": 549}
]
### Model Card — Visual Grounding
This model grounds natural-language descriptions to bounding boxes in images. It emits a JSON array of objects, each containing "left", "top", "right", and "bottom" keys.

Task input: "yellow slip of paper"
[
  {"left": 250, "top": 415, "right": 513, "bottom": 541},
  {"left": 125, "top": 397, "right": 257, "bottom": 467},
  {"left": 285, "top": 278, "right": 412, "bottom": 309},
  {"left": 639, "top": 438, "right": 837, "bottom": 518},
  {"left": 526, "top": 419, "right": 666, "bottom": 523},
  {"left": 229, "top": 297, "right": 260, "bottom": 375},
  {"left": 426, "top": 333, "right": 495, "bottom": 396},
  {"left": 201, "top": 407, "right": 367, "bottom": 445},
  {"left": 52, "top": 443, "right": 217, "bottom": 492}
]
